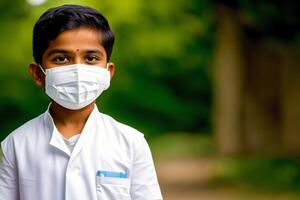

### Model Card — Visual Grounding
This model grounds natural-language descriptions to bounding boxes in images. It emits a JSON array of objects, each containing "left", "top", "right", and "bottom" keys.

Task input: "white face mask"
[{"left": 39, "top": 64, "right": 110, "bottom": 110}]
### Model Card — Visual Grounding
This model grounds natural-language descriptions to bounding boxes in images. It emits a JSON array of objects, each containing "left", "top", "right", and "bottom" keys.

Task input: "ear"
[
  {"left": 29, "top": 63, "right": 44, "bottom": 87},
  {"left": 107, "top": 62, "right": 115, "bottom": 80}
]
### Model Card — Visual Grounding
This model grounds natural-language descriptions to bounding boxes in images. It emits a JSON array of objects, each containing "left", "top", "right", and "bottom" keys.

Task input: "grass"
[{"left": 212, "top": 156, "right": 300, "bottom": 193}]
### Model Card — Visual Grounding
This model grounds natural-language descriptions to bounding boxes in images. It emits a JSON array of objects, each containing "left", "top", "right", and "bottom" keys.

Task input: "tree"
[{"left": 213, "top": 0, "right": 300, "bottom": 154}]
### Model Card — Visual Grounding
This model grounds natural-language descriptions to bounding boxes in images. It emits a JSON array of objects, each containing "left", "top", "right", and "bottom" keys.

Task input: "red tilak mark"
[{"left": 76, "top": 49, "right": 79, "bottom": 52}]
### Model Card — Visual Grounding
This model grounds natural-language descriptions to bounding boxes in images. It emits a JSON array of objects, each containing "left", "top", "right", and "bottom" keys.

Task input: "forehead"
[{"left": 45, "top": 27, "right": 105, "bottom": 53}]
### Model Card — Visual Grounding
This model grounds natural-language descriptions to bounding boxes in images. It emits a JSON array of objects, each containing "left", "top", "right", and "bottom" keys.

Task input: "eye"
[
  {"left": 85, "top": 55, "right": 99, "bottom": 64},
  {"left": 52, "top": 55, "right": 69, "bottom": 64}
]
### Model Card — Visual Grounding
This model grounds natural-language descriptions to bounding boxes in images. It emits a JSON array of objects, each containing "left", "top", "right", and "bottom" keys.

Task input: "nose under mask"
[{"left": 39, "top": 63, "right": 110, "bottom": 110}]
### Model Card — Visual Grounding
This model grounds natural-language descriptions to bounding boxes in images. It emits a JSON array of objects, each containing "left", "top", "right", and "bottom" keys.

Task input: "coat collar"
[{"left": 43, "top": 103, "right": 99, "bottom": 157}]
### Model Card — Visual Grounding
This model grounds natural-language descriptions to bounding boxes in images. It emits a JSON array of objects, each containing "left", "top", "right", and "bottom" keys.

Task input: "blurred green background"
[{"left": 0, "top": 0, "right": 300, "bottom": 199}]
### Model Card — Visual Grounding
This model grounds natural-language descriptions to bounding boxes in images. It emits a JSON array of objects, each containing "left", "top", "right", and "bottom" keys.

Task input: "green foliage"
[{"left": 213, "top": 157, "right": 300, "bottom": 192}]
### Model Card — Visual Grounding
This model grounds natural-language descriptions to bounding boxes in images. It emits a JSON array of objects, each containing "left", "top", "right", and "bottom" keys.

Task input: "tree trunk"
[
  {"left": 213, "top": 6, "right": 245, "bottom": 155},
  {"left": 281, "top": 49, "right": 300, "bottom": 154}
]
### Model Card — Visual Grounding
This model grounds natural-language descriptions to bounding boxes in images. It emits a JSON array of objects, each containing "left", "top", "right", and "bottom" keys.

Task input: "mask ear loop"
[
  {"left": 106, "top": 63, "right": 110, "bottom": 70},
  {"left": 38, "top": 64, "right": 46, "bottom": 75}
]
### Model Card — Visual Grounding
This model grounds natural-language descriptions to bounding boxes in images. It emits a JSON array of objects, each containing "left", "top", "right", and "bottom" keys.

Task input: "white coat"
[{"left": 0, "top": 105, "right": 163, "bottom": 200}]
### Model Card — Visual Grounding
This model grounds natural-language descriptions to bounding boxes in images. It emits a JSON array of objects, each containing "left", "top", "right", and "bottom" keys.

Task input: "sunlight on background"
[{"left": 26, "top": 0, "right": 47, "bottom": 6}]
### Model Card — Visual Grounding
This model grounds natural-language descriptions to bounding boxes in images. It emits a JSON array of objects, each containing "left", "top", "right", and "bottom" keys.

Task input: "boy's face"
[{"left": 29, "top": 27, "right": 114, "bottom": 87}]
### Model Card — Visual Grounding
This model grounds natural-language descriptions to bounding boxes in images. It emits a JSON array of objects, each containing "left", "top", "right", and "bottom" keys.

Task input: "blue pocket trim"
[{"left": 96, "top": 170, "right": 128, "bottom": 178}]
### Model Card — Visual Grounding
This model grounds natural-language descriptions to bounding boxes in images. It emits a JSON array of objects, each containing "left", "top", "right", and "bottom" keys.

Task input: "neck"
[{"left": 49, "top": 101, "right": 95, "bottom": 138}]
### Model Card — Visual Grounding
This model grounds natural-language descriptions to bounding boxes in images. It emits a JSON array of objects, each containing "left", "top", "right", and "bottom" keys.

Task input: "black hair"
[{"left": 32, "top": 4, "right": 115, "bottom": 64}]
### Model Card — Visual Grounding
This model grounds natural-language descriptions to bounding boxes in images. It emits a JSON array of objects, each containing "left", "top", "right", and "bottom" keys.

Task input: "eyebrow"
[
  {"left": 47, "top": 48, "right": 103, "bottom": 56},
  {"left": 84, "top": 49, "right": 104, "bottom": 55},
  {"left": 47, "top": 49, "right": 69, "bottom": 56}
]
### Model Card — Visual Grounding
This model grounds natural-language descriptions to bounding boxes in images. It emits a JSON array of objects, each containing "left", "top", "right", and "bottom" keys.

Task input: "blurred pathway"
[{"left": 156, "top": 157, "right": 299, "bottom": 200}]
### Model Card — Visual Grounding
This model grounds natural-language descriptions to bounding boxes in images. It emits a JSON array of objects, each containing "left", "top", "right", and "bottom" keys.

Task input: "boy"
[{"left": 0, "top": 4, "right": 163, "bottom": 200}]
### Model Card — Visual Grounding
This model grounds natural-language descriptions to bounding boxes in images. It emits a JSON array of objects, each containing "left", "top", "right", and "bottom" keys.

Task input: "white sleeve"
[
  {"left": 130, "top": 135, "right": 163, "bottom": 200},
  {"left": 0, "top": 139, "right": 19, "bottom": 200}
]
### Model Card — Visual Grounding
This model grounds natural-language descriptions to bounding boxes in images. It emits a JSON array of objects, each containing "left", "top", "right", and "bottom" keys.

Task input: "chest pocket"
[{"left": 96, "top": 176, "right": 131, "bottom": 200}]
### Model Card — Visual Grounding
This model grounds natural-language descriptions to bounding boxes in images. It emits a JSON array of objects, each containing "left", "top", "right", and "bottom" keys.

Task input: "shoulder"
[
  {"left": 97, "top": 112, "right": 146, "bottom": 143},
  {"left": 1, "top": 113, "right": 45, "bottom": 150},
  {"left": 96, "top": 112, "right": 152, "bottom": 159}
]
